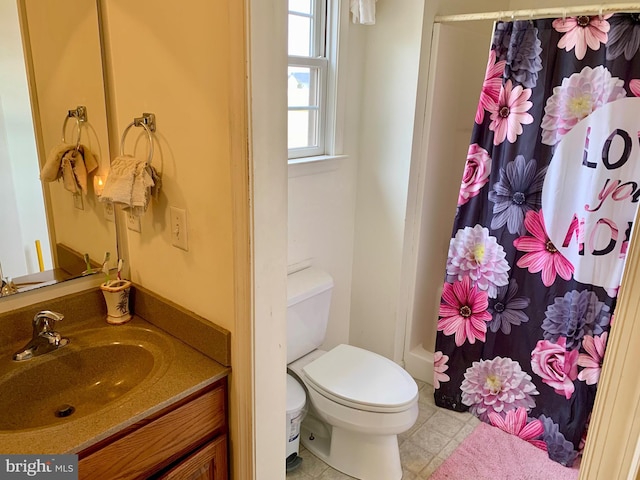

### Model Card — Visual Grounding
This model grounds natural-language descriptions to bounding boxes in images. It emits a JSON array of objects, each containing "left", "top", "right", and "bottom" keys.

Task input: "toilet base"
[{"left": 301, "top": 412, "right": 402, "bottom": 480}]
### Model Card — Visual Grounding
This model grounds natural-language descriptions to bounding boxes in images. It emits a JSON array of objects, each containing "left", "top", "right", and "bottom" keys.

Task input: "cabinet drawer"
[
  {"left": 153, "top": 435, "right": 227, "bottom": 480},
  {"left": 79, "top": 386, "right": 226, "bottom": 480}
]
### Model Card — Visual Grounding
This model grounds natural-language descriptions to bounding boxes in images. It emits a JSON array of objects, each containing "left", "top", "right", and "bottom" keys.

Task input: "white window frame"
[{"left": 288, "top": 0, "right": 340, "bottom": 161}]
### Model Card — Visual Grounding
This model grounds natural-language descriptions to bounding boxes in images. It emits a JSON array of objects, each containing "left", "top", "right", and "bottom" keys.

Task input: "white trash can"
[{"left": 286, "top": 374, "right": 306, "bottom": 470}]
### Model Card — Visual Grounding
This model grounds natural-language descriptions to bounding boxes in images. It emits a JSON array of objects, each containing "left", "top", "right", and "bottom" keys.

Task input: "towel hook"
[
  {"left": 119, "top": 113, "right": 156, "bottom": 165},
  {"left": 61, "top": 105, "right": 87, "bottom": 151}
]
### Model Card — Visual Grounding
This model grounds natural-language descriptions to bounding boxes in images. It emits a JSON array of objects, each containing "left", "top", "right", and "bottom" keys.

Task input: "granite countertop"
[{"left": 0, "top": 287, "right": 230, "bottom": 454}]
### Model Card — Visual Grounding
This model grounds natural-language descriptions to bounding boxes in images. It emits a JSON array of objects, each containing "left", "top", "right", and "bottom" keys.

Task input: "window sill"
[{"left": 287, "top": 154, "right": 348, "bottom": 178}]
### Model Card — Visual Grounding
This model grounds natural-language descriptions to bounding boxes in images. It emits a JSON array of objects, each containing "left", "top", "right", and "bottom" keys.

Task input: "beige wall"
[
  {"left": 348, "top": 0, "right": 508, "bottom": 366},
  {"left": 102, "top": 1, "right": 238, "bottom": 327},
  {"left": 100, "top": 1, "right": 250, "bottom": 477},
  {"left": 412, "top": 19, "right": 494, "bottom": 360},
  {"left": 349, "top": 0, "right": 428, "bottom": 360}
]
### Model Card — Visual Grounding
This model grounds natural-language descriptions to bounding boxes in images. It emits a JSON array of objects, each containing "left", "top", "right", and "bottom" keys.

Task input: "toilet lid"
[{"left": 302, "top": 344, "right": 418, "bottom": 412}]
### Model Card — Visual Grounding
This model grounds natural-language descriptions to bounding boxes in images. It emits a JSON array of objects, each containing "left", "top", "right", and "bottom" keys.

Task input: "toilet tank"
[{"left": 287, "top": 267, "right": 333, "bottom": 364}]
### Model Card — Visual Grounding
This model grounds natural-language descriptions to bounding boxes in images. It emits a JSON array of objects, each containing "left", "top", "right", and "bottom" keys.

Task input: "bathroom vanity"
[
  {"left": 78, "top": 379, "right": 227, "bottom": 479},
  {"left": 0, "top": 285, "right": 231, "bottom": 479}
]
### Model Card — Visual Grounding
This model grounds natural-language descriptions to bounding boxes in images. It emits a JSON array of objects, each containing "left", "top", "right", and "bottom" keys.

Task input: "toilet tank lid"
[{"left": 287, "top": 267, "right": 333, "bottom": 306}]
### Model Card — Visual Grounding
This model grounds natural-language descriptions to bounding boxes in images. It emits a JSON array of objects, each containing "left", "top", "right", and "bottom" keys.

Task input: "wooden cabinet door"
[{"left": 156, "top": 435, "right": 227, "bottom": 480}]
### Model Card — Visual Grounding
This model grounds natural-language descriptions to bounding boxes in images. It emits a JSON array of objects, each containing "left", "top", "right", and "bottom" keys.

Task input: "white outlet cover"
[
  {"left": 127, "top": 212, "right": 141, "bottom": 233},
  {"left": 104, "top": 203, "right": 115, "bottom": 222},
  {"left": 170, "top": 206, "right": 188, "bottom": 251}
]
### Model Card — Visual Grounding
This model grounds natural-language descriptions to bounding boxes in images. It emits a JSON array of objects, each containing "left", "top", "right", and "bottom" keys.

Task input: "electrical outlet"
[
  {"left": 104, "top": 202, "right": 115, "bottom": 222},
  {"left": 73, "top": 193, "right": 84, "bottom": 210},
  {"left": 170, "top": 206, "right": 188, "bottom": 251},
  {"left": 127, "top": 211, "right": 141, "bottom": 233}
]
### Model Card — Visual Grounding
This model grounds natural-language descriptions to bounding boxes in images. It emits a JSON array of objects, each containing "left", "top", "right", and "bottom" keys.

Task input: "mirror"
[{"left": 0, "top": 0, "right": 116, "bottom": 296}]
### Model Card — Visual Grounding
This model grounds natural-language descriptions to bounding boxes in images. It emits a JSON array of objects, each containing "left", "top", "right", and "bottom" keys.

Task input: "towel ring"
[
  {"left": 61, "top": 105, "right": 87, "bottom": 151},
  {"left": 119, "top": 113, "right": 156, "bottom": 165}
]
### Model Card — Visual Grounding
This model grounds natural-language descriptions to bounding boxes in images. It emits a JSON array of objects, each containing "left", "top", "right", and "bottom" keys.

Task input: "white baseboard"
[{"left": 404, "top": 344, "right": 434, "bottom": 385}]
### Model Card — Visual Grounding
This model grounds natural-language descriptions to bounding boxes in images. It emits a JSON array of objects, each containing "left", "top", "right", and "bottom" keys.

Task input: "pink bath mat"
[{"left": 430, "top": 422, "right": 580, "bottom": 480}]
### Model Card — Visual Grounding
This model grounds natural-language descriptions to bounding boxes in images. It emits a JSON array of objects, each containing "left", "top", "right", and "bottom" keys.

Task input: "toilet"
[{"left": 287, "top": 267, "right": 419, "bottom": 480}]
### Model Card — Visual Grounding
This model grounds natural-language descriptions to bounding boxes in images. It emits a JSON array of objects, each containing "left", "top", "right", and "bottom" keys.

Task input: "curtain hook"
[
  {"left": 498, "top": 11, "right": 503, "bottom": 22},
  {"left": 529, "top": 10, "right": 534, "bottom": 25},
  {"left": 599, "top": 6, "right": 603, "bottom": 21},
  {"left": 511, "top": 11, "right": 515, "bottom": 22},
  {"left": 562, "top": 9, "right": 567, "bottom": 23}
]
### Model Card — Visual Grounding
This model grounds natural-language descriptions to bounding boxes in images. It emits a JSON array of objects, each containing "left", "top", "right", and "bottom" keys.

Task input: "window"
[{"left": 288, "top": 0, "right": 328, "bottom": 159}]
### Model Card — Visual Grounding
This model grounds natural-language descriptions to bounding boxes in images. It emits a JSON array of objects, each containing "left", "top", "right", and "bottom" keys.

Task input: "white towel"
[
  {"left": 350, "top": 0, "right": 377, "bottom": 25},
  {"left": 99, "top": 155, "right": 155, "bottom": 214},
  {"left": 130, "top": 162, "right": 155, "bottom": 216},
  {"left": 41, "top": 143, "right": 98, "bottom": 195}
]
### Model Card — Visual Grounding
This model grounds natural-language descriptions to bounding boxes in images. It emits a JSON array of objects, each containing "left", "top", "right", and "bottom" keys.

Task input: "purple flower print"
[
  {"left": 505, "top": 22, "right": 543, "bottom": 88},
  {"left": 542, "top": 289, "right": 611, "bottom": 350},
  {"left": 488, "top": 155, "right": 547, "bottom": 235},
  {"left": 539, "top": 415, "right": 578, "bottom": 467},
  {"left": 488, "top": 279, "right": 530, "bottom": 335},
  {"left": 492, "top": 21, "right": 512, "bottom": 61},
  {"left": 607, "top": 14, "right": 640, "bottom": 61},
  {"left": 491, "top": 21, "right": 542, "bottom": 88}
]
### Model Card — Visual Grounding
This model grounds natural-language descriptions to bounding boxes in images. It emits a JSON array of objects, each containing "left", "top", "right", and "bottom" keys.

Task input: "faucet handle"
[{"left": 33, "top": 310, "right": 64, "bottom": 333}]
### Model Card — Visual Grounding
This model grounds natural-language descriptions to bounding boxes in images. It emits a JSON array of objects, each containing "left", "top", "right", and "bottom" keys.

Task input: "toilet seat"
[{"left": 302, "top": 344, "right": 418, "bottom": 413}]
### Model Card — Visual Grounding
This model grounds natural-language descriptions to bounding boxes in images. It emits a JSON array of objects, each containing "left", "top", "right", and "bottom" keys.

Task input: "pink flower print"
[
  {"left": 531, "top": 337, "right": 579, "bottom": 399},
  {"left": 433, "top": 351, "right": 450, "bottom": 389},
  {"left": 513, "top": 210, "right": 574, "bottom": 287},
  {"left": 553, "top": 15, "right": 611, "bottom": 60},
  {"left": 488, "top": 407, "right": 547, "bottom": 451},
  {"left": 578, "top": 332, "right": 608, "bottom": 385},
  {"left": 438, "top": 276, "right": 492, "bottom": 347},
  {"left": 605, "top": 286, "right": 619, "bottom": 298},
  {"left": 630, "top": 79, "right": 640, "bottom": 97},
  {"left": 476, "top": 50, "right": 506, "bottom": 124},
  {"left": 458, "top": 144, "right": 492, "bottom": 207},
  {"left": 461, "top": 356, "right": 538, "bottom": 422},
  {"left": 489, "top": 80, "right": 534, "bottom": 145},
  {"left": 541, "top": 66, "right": 625, "bottom": 145},
  {"left": 447, "top": 225, "right": 510, "bottom": 298}
]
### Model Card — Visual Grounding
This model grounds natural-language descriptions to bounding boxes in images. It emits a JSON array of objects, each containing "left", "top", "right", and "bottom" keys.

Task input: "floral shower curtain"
[{"left": 433, "top": 14, "right": 640, "bottom": 466}]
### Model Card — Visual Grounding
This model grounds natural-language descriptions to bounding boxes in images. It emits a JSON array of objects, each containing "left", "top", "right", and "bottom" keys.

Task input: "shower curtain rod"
[{"left": 434, "top": 4, "right": 640, "bottom": 23}]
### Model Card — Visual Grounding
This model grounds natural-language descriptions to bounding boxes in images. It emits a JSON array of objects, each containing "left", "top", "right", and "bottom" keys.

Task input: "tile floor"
[{"left": 286, "top": 379, "right": 481, "bottom": 479}]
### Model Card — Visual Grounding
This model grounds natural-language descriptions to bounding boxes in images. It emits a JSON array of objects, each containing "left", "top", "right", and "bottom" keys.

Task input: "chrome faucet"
[{"left": 13, "top": 310, "right": 70, "bottom": 361}]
